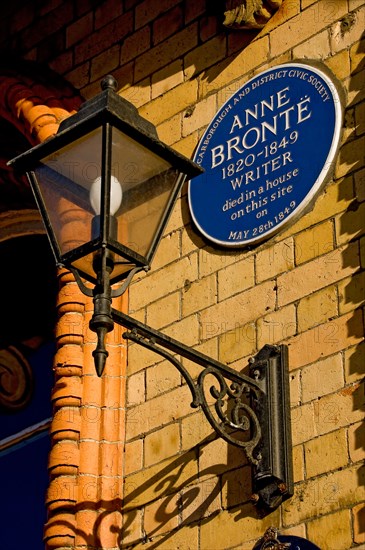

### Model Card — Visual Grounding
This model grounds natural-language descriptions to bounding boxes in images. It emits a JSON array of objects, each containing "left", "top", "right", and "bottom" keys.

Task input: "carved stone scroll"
[
  {"left": 0, "top": 346, "right": 33, "bottom": 411},
  {"left": 223, "top": 0, "right": 283, "bottom": 29}
]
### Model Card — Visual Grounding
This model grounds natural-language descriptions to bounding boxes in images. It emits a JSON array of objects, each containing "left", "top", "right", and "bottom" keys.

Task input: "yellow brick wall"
[
  {"left": 1, "top": 0, "right": 363, "bottom": 548},
  {"left": 121, "top": 1, "right": 365, "bottom": 548}
]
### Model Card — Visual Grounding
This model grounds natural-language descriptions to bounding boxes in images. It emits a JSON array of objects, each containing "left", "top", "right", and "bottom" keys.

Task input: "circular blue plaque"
[{"left": 188, "top": 63, "right": 343, "bottom": 246}]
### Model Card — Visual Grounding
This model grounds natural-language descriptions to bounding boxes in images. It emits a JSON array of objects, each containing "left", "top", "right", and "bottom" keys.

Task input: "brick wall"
[
  {"left": 1, "top": 0, "right": 364, "bottom": 548},
  {"left": 121, "top": 1, "right": 365, "bottom": 548}
]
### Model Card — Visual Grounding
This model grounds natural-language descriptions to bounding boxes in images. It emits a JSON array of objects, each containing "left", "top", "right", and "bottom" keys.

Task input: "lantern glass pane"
[
  {"left": 33, "top": 128, "right": 103, "bottom": 260},
  {"left": 31, "top": 124, "right": 183, "bottom": 283},
  {"left": 111, "top": 127, "right": 181, "bottom": 260}
]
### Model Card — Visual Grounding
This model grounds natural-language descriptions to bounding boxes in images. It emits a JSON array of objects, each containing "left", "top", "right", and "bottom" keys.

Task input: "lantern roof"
[{"left": 8, "top": 77, "right": 203, "bottom": 181}]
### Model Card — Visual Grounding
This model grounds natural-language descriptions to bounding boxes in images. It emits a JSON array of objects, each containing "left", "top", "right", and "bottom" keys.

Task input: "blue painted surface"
[
  {"left": 0, "top": 433, "right": 51, "bottom": 550},
  {"left": 189, "top": 63, "right": 342, "bottom": 246},
  {"left": 0, "top": 343, "right": 54, "bottom": 440},
  {"left": 0, "top": 342, "right": 54, "bottom": 550}
]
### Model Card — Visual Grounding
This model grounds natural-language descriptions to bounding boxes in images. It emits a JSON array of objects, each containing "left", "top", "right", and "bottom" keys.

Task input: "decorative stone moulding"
[
  {"left": 0, "top": 346, "right": 33, "bottom": 411},
  {"left": 224, "top": 0, "right": 283, "bottom": 29}
]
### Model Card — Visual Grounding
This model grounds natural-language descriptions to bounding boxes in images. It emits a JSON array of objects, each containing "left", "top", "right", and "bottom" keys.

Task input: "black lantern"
[
  {"left": 9, "top": 76, "right": 202, "bottom": 287},
  {"left": 9, "top": 76, "right": 203, "bottom": 374}
]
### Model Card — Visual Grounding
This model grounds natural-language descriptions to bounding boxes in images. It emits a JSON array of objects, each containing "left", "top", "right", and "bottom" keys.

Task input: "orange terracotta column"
[
  {"left": 46, "top": 273, "right": 127, "bottom": 549},
  {"left": 0, "top": 77, "right": 80, "bottom": 144},
  {"left": 0, "top": 75, "right": 127, "bottom": 549}
]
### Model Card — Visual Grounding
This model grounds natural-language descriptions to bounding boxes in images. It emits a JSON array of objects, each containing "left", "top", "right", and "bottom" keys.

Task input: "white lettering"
[
  {"left": 230, "top": 115, "right": 243, "bottom": 134},
  {"left": 211, "top": 144, "right": 225, "bottom": 168},
  {"left": 297, "top": 96, "right": 312, "bottom": 123},
  {"left": 227, "top": 136, "right": 244, "bottom": 160}
]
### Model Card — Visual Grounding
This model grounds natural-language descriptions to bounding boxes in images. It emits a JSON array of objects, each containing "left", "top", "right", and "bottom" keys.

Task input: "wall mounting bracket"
[{"left": 111, "top": 308, "right": 293, "bottom": 511}]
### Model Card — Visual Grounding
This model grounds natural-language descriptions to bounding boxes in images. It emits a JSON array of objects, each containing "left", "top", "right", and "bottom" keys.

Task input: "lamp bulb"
[{"left": 90, "top": 175, "right": 123, "bottom": 215}]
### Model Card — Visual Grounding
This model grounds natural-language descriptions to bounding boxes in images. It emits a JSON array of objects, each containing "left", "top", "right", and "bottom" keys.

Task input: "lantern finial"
[{"left": 101, "top": 74, "right": 118, "bottom": 92}]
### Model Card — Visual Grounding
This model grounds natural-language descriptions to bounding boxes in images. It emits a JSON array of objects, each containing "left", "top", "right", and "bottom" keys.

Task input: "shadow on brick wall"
[
  {"left": 337, "top": 30, "right": 365, "bottom": 541},
  {"left": 46, "top": 432, "right": 258, "bottom": 549}
]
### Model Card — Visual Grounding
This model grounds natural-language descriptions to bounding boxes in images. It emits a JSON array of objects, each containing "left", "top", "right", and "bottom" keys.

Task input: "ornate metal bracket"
[{"left": 111, "top": 308, "right": 293, "bottom": 511}]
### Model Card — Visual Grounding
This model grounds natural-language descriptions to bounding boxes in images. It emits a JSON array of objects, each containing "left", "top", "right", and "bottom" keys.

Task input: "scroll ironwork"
[{"left": 111, "top": 308, "right": 293, "bottom": 511}]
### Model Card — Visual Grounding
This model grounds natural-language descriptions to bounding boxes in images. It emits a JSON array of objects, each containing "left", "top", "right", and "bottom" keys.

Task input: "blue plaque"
[{"left": 188, "top": 63, "right": 343, "bottom": 246}]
